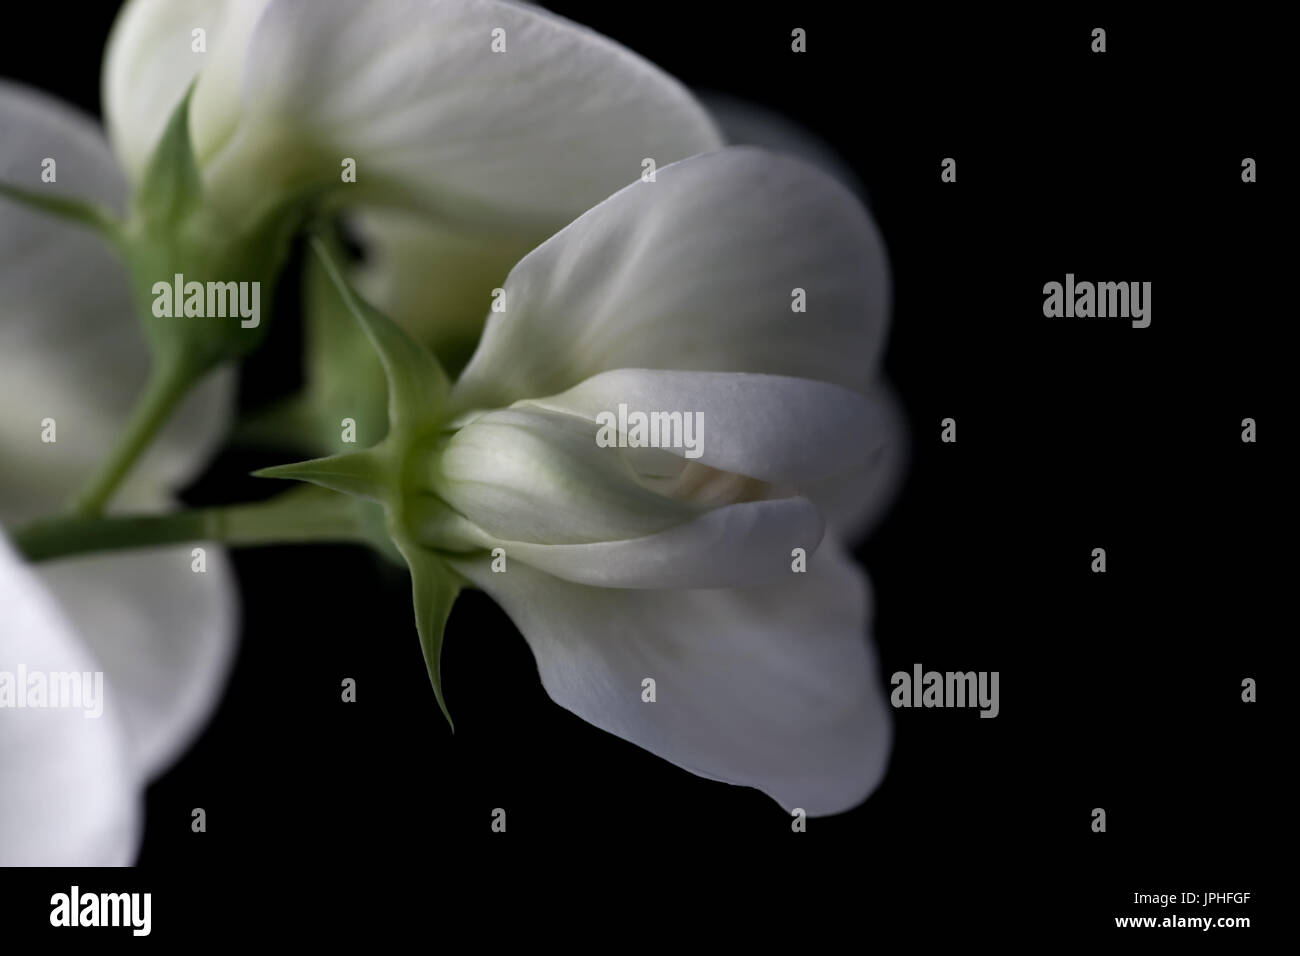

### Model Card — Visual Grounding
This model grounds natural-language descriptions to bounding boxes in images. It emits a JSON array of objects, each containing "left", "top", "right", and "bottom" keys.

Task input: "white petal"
[
  {"left": 0, "top": 81, "right": 127, "bottom": 211},
  {"left": 190, "top": 0, "right": 722, "bottom": 225},
  {"left": 517, "top": 368, "right": 901, "bottom": 546},
  {"left": 485, "top": 498, "right": 824, "bottom": 589},
  {"left": 103, "top": 0, "right": 271, "bottom": 183},
  {"left": 520, "top": 368, "right": 888, "bottom": 485},
  {"left": 37, "top": 546, "right": 239, "bottom": 782},
  {"left": 433, "top": 407, "right": 705, "bottom": 545},
  {"left": 454, "top": 147, "right": 890, "bottom": 410},
  {"left": 450, "top": 534, "right": 891, "bottom": 815},
  {"left": 0, "top": 536, "right": 140, "bottom": 865},
  {"left": 0, "top": 82, "right": 235, "bottom": 522},
  {"left": 443, "top": 494, "right": 825, "bottom": 590}
]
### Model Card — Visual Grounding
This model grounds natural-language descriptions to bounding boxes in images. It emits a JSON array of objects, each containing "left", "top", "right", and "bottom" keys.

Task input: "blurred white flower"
[
  {"left": 0, "top": 536, "right": 139, "bottom": 865},
  {"left": 104, "top": 0, "right": 722, "bottom": 336},
  {"left": 0, "top": 84, "right": 238, "bottom": 865}
]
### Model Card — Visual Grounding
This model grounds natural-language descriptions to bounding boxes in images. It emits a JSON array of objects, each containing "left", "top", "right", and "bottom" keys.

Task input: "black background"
[{"left": 1, "top": 3, "right": 1281, "bottom": 941}]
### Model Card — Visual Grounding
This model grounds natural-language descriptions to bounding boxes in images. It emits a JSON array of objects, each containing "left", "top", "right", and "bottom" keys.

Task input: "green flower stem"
[
  {"left": 68, "top": 356, "right": 198, "bottom": 516},
  {"left": 0, "top": 179, "right": 191, "bottom": 519},
  {"left": 15, "top": 489, "right": 374, "bottom": 564}
]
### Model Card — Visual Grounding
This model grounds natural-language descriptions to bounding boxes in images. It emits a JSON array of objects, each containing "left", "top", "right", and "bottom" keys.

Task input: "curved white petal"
[
  {"left": 521, "top": 368, "right": 888, "bottom": 485},
  {"left": 0, "top": 82, "right": 235, "bottom": 521},
  {"left": 37, "top": 546, "right": 240, "bottom": 782},
  {"left": 0, "top": 537, "right": 140, "bottom": 865},
  {"left": 433, "top": 407, "right": 706, "bottom": 545},
  {"left": 450, "top": 534, "right": 892, "bottom": 815},
  {"left": 118, "top": 0, "right": 723, "bottom": 225},
  {"left": 103, "top": 0, "right": 270, "bottom": 183},
  {"left": 444, "top": 495, "right": 825, "bottom": 590},
  {"left": 433, "top": 373, "right": 893, "bottom": 585},
  {"left": 0, "top": 82, "right": 127, "bottom": 211},
  {"left": 454, "top": 147, "right": 890, "bottom": 410}
]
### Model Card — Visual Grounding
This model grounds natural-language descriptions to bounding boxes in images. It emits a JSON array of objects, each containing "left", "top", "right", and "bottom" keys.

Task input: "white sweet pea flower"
[
  {"left": 103, "top": 0, "right": 721, "bottom": 314},
  {"left": 270, "top": 147, "right": 904, "bottom": 814},
  {"left": 438, "top": 148, "right": 902, "bottom": 813},
  {"left": 0, "top": 83, "right": 237, "bottom": 865}
]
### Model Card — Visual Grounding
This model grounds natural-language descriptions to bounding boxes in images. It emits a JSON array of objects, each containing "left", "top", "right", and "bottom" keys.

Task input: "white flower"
[
  {"left": 0, "top": 83, "right": 237, "bottom": 865},
  {"left": 371, "top": 148, "right": 905, "bottom": 814},
  {"left": 441, "top": 148, "right": 903, "bottom": 813}
]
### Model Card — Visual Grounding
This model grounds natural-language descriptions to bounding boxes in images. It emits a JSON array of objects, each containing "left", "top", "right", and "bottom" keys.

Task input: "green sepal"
[
  {"left": 132, "top": 84, "right": 203, "bottom": 229},
  {"left": 119, "top": 90, "right": 307, "bottom": 375},
  {"left": 308, "top": 235, "right": 449, "bottom": 435},
  {"left": 393, "top": 533, "right": 461, "bottom": 730},
  {"left": 234, "top": 228, "right": 389, "bottom": 456},
  {"left": 252, "top": 449, "right": 392, "bottom": 503}
]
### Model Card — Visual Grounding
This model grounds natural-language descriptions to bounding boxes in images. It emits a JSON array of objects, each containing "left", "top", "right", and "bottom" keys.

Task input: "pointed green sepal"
[
  {"left": 308, "top": 236, "right": 449, "bottom": 434},
  {"left": 133, "top": 84, "right": 203, "bottom": 228},
  {"left": 392, "top": 535, "right": 461, "bottom": 730},
  {"left": 253, "top": 449, "right": 392, "bottom": 502},
  {"left": 0, "top": 180, "right": 122, "bottom": 245},
  {"left": 235, "top": 233, "right": 390, "bottom": 456},
  {"left": 114, "top": 87, "right": 307, "bottom": 378},
  {"left": 258, "top": 240, "right": 463, "bottom": 725}
]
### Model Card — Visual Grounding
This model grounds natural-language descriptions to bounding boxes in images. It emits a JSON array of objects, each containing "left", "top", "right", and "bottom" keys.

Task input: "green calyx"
[
  {"left": 122, "top": 86, "right": 309, "bottom": 377},
  {"left": 254, "top": 237, "right": 476, "bottom": 729}
]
